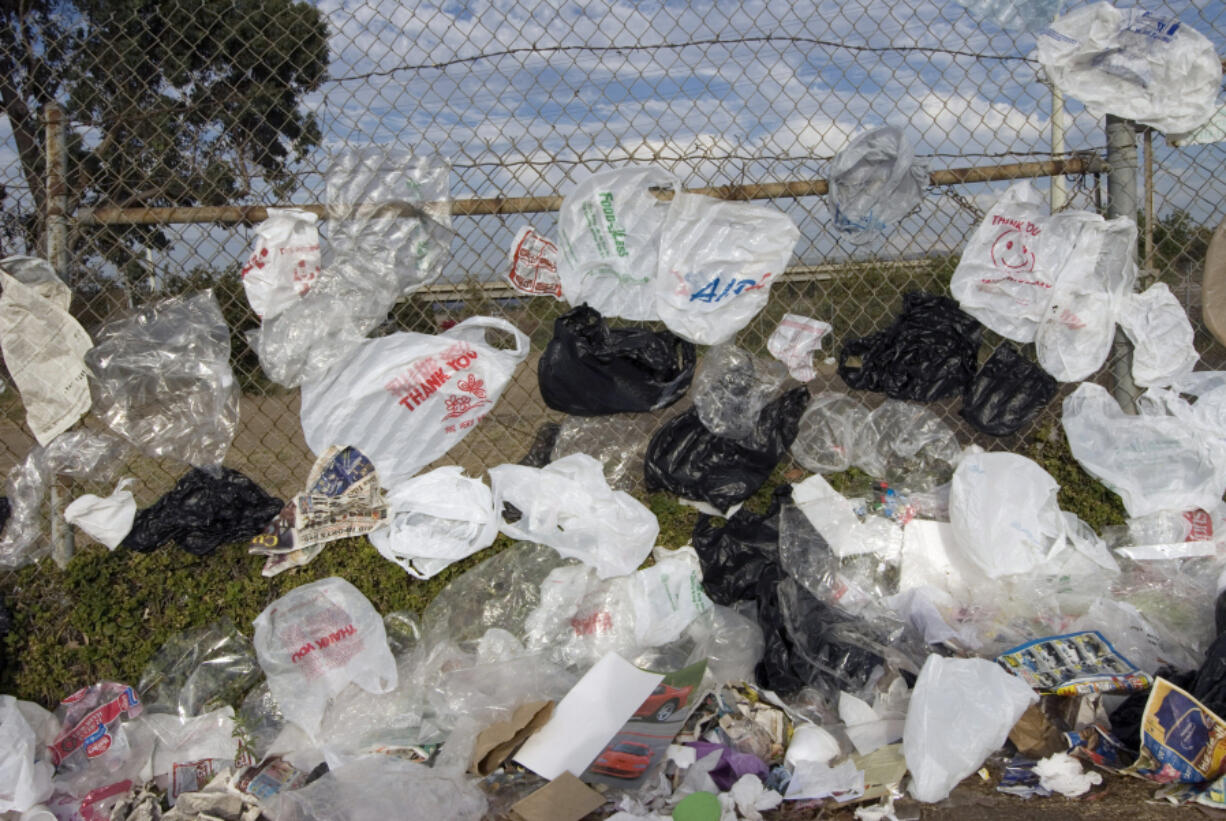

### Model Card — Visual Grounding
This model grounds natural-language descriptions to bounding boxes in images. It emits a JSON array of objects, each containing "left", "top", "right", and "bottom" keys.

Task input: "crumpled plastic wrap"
[
  {"left": 550, "top": 412, "right": 661, "bottom": 491},
  {"left": 0, "top": 429, "right": 127, "bottom": 568},
  {"left": 852, "top": 400, "right": 961, "bottom": 493},
  {"left": 790, "top": 392, "right": 872, "bottom": 474},
  {"left": 85, "top": 290, "right": 239, "bottom": 467},
  {"left": 692, "top": 344, "right": 789, "bottom": 440},
  {"left": 826, "top": 126, "right": 927, "bottom": 243},
  {"left": 250, "top": 149, "right": 452, "bottom": 387},
  {"left": 137, "top": 619, "right": 261, "bottom": 719}
]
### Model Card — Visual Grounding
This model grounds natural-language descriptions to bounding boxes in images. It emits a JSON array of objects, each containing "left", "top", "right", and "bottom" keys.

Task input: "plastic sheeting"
[
  {"left": 85, "top": 290, "right": 239, "bottom": 467},
  {"left": 826, "top": 126, "right": 927, "bottom": 243}
]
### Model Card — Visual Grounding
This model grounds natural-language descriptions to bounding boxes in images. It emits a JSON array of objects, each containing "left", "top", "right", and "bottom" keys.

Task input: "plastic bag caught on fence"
[
  {"left": 557, "top": 166, "right": 678, "bottom": 321},
  {"left": 327, "top": 147, "right": 452, "bottom": 301},
  {"left": 1062, "top": 382, "right": 1226, "bottom": 518},
  {"left": 369, "top": 466, "right": 497, "bottom": 580},
  {"left": 0, "top": 256, "right": 93, "bottom": 445},
  {"left": 787, "top": 395, "right": 866, "bottom": 477},
  {"left": 0, "top": 429, "right": 127, "bottom": 568},
  {"left": 768, "top": 314, "right": 833, "bottom": 382},
  {"left": 1117, "top": 282, "right": 1199, "bottom": 389},
  {"left": 904, "top": 656, "right": 1038, "bottom": 803},
  {"left": 693, "top": 344, "right": 789, "bottom": 439},
  {"left": 301, "top": 316, "right": 530, "bottom": 488},
  {"left": 137, "top": 620, "right": 260, "bottom": 720},
  {"left": 645, "top": 386, "right": 809, "bottom": 513},
  {"left": 537, "top": 304, "right": 696, "bottom": 415},
  {"left": 550, "top": 412, "right": 660, "bottom": 491},
  {"left": 826, "top": 126, "right": 927, "bottom": 243},
  {"left": 1034, "top": 212, "right": 1138, "bottom": 382},
  {"left": 506, "top": 225, "right": 562, "bottom": 298},
  {"left": 241, "top": 208, "right": 321, "bottom": 320},
  {"left": 956, "top": 0, "right": 1061, "bottom": 31},
  {"left": 490, "top": 452, "right": 658, "bottom": 579},
  {"left": 253, "top": 577, "right": 397, "bottom": 737},
  {"left": 959, "top": 344, "right": 1057, "bottom": 436},
  {"left": 63, "top": 478, "right": 136, "bottom": 550},
  {"left": 123, "top": 467, "right": 283, "bottom": 556},
  {"left": 852, "top": 400, "right": 962, "bottom": 492},
  {"left": 839, "top": 292, "right": 982, "bottom": 401},
  {"left": 655, "top": 192, "right": 800, "bottom": 345},
  {"left": 1036, "top": 3, "right": 1222, "bottom": 135},
  {"left": 85, "top": 290, "right": 239, "bottom": 467}
]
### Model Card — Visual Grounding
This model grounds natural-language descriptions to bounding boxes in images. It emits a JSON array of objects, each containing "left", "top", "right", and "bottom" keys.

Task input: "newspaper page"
[
  {"left": 1133, "top": 677, "right": 1226, "bottom": 784},
  {"left": 996, "top": 630, "right": 1152, "bottom": 696}
]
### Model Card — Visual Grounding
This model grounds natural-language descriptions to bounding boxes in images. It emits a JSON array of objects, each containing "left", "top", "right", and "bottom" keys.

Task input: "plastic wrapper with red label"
[
  {"left": 48, "top": 683, "right": 146, "bottom": 799},
  {"left": 301, "top": 316, "right": 529, "bottom": 488},
  {"left": 506, "top": 226, "right": 562, "bottom": 298},
  {"left": 252, "top": 576, "right": 397, "bottom": 737},
  {"left": 241, "top": 208, "right": 321, "bottom": 320}
]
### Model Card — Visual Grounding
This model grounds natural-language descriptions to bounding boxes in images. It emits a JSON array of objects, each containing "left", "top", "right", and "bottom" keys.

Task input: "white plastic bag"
[
  {"left": 950, "top": 181, "right": 1052, "bottom": 343},
  {"left": 655, "top": 192, "right": 800, "bottom": 345},
  {"left": 489, "top": 453, "right": 659, "bottom": 579},
  {"left": 241, "top": 208, "right": 321, "bottom": 319},
  {"left": 957, "top": 0, "right": 1061, "bottom": 31},
  {"left": 789, "top": 392, "right": 871, "bottom": 474},
  {"left": 1117, "top": 282, "right": 1198, "bottom": 388},
  {"left": 949, "top": 451, "right": 1067, "bottom": 578},
  {"left": 1034, "top": 213, "right": 1138, "bottom": 382},
  {"left": 0, "top": 696, "right": 54, "bottom": 813},
  {"left": 0, "top": 257, "right": 92, "bottom": 445},
  {"left": 252, "top": 577, "right": 397, "bottom": 737},
  {"left": 557, "top": 166, "right": 677, "bottom": 321},
  {"left": 1037, "top": 3, "right": 1222, "bottom": 135},
  {"left": 63, "top": 478, "right": 136, "bottom": 550},
  {"left": 1064, "top": 382, "right": 1226, "bottom": 517},
  {"left": 300, "top": 316, "right": 529, "bottom": 487},
  {"left": 767, "top": 314, "right": 832, "bottom": 382},
  {"left": 826, "top": 126, "right": 927, "bottom": 243},
  {"left": 903, "top": 655, "right": 1037, "bottom": 803},
  {"left": 369, "top": 466, "right": 497, "bottom": 579}
]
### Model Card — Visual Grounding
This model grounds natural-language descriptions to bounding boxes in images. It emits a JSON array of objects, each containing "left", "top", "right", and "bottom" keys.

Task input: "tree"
[
  {"left": 0, "top": 0, "right": 328, "bottom": 280},
  {"left": 1136, "top": 208, "right": 1213, "bottom": 281}
]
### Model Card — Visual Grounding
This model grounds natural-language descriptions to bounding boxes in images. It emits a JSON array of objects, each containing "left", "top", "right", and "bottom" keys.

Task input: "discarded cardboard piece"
[
  {"left": 1009, "top": 703, "right": 1067, "bottom": 760},
  {"left": 471, "top": 700, "right": 555, "bottom": 776},
  {"left": 1204, "top": 214, "right": 1226, "bottom": 348},
  {"left": 509, "top": 771, "right": 605, "bottom": 821}
]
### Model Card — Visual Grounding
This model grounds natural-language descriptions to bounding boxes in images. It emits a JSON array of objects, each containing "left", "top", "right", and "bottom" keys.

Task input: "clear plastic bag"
[
  {"left": 1034, "top": 212, "right": 1138, "bottom": 382},
  {"left": 956, "top": 0, "right": 1060, "bottom": 31},
  {"left": 300, "top": 316, "right": 530, "bottom": 488},
  {"left": 369, "top": 466, "right": 497, "bottom": 580},
  {"left": 789, "top": 391, "right": 872, "bottom": 474},
  {"left": 903, "top": 656, "right": 1037, "bottom": 803},
  {"left": 252, "top": 577, "right": 397, "bottom": 737},
  {"left": 137, "top": 619, "right": 261, "bottom": 719},
  {"left": 1117, "top": 282, "right": 1199, "bottom": 389},
  {"left": 1037, "top": 3, "right": 1222, "bottom": 135},
  {"left": 1062, "top": 382, "right": 1226, "bottom": 518},
  {"left": 85, "top": 290, "right": 239, "bottom": 467},
  {"left": 327, "top": 147, "right": 452, "bottom": 301},
  {"left": 489, "top": 453, "right": 658, "bottom": 579},
  {"left": 0, "top": 429, "right": 127, "bottom": 568},
  {"left": 557, "top": 166, "right": 678, "bottom": 321},
  {"left": 826, "top": 126, "right": 927, "bottom": 243},
  {"left": 48, "top": 682, "right": 147, "bottom": 799},
  {"left": 692, "top": 344, "right": 789, "bottom": 440},
  {"left": 550, "top": 412, "right": 660, "bottom": 491},
  {"left": 852, "top": 400, "right": 961, "bottom": 493},
  {"left": 241, "top": 208, "right": 321, "bottom": 319},
  {"left": 655, "top": 192, "right": 800, "bottom": 345}
]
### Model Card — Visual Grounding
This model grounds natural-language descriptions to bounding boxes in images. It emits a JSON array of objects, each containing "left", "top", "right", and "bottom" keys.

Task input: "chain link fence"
[{"left": 0, "top": 0, "right": 1224, "bottom": 555}]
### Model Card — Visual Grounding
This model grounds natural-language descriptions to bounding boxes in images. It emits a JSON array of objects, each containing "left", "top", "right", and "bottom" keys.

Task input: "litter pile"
[{"left": 3, "top": 5, "right": 1226, "bottom": 817}]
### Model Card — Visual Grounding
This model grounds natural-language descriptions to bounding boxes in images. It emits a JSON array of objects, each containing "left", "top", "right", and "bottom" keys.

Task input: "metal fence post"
[
  {"left": 45, "top": 102, "right": 75, "bottom": 568},
  {"left": 1105, "top": 114, "right": 1139, "bottom": 413}
]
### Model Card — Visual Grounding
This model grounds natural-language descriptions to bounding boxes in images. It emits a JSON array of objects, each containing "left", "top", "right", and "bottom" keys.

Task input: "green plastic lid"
[{"left": 672, "top": 791, "right": 721, "bottom": 821}]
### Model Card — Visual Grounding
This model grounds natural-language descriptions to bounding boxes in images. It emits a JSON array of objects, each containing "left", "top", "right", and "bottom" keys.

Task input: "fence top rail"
[{"left": 76, "top": 156, "right": 1107, "bottom": 227}]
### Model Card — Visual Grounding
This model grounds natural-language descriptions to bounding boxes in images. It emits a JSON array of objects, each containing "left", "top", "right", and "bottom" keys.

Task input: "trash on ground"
[
  {"left": 137, "top": 620, "right": 261, "bottom": 720},
  {"left": 63, "top": 478, "right": 137, "bottom": 550},
  {"left": 551, "top": 413, "right": 661, "bottom": 492},
  {"left": 790, "top": 391, "right": 872, "bottom": 474},
  {"left": 85, "top": 290, "right": 240, "bottom": 467},
  {"left": 768, "top": 314, "right": 833, "bottom": 382},
  {"left": 0, "top": 255, "right": 93, "bottom": 445},
  {"left": 692, "top": 343, "right": 788, "bottom": 440},
  {"left": 959, "top": 344, "right": 1057, "bottom": 436}
]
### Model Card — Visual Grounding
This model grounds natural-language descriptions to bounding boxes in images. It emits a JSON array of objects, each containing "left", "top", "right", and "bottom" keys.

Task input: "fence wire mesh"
[{"left": 0, "top": 0, "right": 1224, "bottom": 557}]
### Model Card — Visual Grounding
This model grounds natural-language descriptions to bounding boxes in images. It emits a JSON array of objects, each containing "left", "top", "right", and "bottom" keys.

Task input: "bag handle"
[{"left": 444, "top": 315, "right": 530, "bottom": 360}]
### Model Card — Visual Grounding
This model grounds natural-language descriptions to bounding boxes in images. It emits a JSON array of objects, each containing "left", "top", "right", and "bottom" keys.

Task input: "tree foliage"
[{"left": 0, "top": 0, "right": 328, "bottom": 278}]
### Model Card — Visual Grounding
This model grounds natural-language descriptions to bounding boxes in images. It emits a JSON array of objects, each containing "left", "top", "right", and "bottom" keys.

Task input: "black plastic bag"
[
  {"left": 0, "top": 496, "right": 10, "bottom": 533},
  {"left": 644, "top": 386, "right": 808, "bottom": 511},
  {"left": 959, "top": 344, "right": 1057, "bottom": 436},
  {"left": 538, "top": 305, "right": 697, "bottom": 415},
  {"left": 1110, "top": 667, "right": 1195, "bottom": 752},
  {"left": 123, "top": 467, "right": 283, "bottom": 556},
  {"left": 692, "top": 486, "right": 791, "bottom": 605},
  {"left": 839, "top": 292, "right": 982, "bottom": 402}
]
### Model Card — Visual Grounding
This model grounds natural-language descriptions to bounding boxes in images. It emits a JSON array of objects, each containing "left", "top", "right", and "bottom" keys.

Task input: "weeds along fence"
[{"left": 1, "top": 0, "right": 1225, "bottom": 561}]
